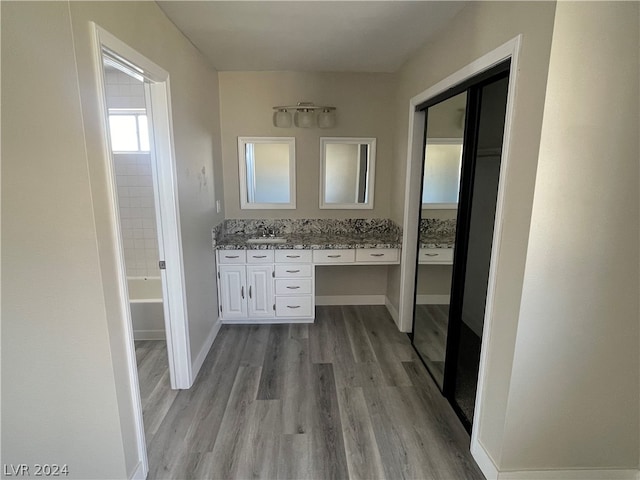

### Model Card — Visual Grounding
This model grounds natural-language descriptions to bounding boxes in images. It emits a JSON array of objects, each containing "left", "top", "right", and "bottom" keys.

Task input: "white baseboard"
[
  {"left": 133, "top": 329, "right": 165, "bottom": 341},
  {"left": 191, "top": 318, "right": 221, "bottom": 380},
  {"left": 384, "top": 296, "right": 400, "bottom": 327},
  {"left": 471, "top": 441, "right": 639, "bottom": 480},
  {"left": 499, "top": 469, "right": 639, "bottom": 479},
  {"left": 221, "top": 318, "right": 314, "bottom": 324},
  {"left": 415, "top": 294, "right": 451, "bottom": 305},
  {"left": 129, "top": 461, "right": 145, "bottom": 480},
  {"left": 471, "top": 440, "right": 499, "bottom": 480},
  {"left": 315, "top": 295, "right": 386, "bottom": 305}
]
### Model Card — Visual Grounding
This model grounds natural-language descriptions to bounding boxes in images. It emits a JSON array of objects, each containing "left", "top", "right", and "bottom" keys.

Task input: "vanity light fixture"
[
  {"left": 272, "top": 102, "right": 336, "bottom": 129},
  {"left": 273, "top": 109, "right": 293, "bottom": 128}
]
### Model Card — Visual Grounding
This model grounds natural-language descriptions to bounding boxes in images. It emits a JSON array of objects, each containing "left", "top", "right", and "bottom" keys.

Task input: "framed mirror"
[
  {"left": 320, "top": 137, "right": 376, "bottom": 209},
  {"left": 238, "top": 137, "right": 296, "bottom": 209}
]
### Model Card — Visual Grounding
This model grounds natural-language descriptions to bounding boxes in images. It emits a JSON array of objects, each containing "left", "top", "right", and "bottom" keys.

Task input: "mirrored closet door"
[
  {"left": 412, "top": 91, "right": 467, "bottom": 389},
  {"left": 411, "top": 60, "right": 511, "bottom": 432}
]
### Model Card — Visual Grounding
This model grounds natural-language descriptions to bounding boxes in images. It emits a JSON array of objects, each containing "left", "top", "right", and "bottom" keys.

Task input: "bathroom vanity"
[{"left": 213, "top": 219, "right": 400, "bottom": 323}]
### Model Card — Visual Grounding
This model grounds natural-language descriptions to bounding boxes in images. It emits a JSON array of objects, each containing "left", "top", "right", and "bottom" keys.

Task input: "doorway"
[
  {"left": 94, "top": 25, "right": 192, "bottom": 389},
  {"left": 411, "top": 62, "right": 511, "bottom": 431},
  {"left": 92, "top": 23, "right": 194, "bottom": 478}
]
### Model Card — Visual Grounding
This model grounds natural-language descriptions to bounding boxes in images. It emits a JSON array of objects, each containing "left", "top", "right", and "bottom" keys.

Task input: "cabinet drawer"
[
  {"left": 246, "top": 250, "right": 275, "bottom": 264},
  {"left": 274, "top": 264, "right": 313, "bottom": 278},
  {"left": 275, "top": 296, "right": 313, "bottom": 317},
  {"left": 355, "top": 248, "right": 399, "bottom": 263},
  {"left": 218, "top": 250, "right": 246, "bottom": 264},
  {"left": 275, "top": 278, "right": 312, "bottom": 295},
  {"left": 419, "top": 248, "right": 454, "bottom": 264},
  {"left": 274, "top": 250, "right": 312, "bottom": 263},
  {"left": 312, "top": 249, "right": 355, "bottom": 264}
]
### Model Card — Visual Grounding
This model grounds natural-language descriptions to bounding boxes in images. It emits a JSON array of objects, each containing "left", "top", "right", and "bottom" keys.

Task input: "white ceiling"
[{"left": 157, "top": 1, "right": 466, "bottom": 73}]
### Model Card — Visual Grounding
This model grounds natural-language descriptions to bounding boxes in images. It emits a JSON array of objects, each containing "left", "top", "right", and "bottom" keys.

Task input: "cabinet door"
[
  {"left": 219, "top": 265, "right": 247, "bottom": 319},
  {"left": 247, "top": 265, "right": 274, "bottom": 318}
]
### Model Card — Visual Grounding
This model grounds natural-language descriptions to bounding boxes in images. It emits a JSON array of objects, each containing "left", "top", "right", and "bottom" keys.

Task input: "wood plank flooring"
[
  {"left": 413, "top": 304, "right": 449, "bottom": 387},
  {"left": 136, "top": 305, "right": 484, "bottom": 480}
]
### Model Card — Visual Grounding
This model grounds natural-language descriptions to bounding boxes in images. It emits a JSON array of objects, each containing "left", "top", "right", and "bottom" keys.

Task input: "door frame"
[
  {"left": 90, "top": 23, "right": 193, "bottom": 478},
  {"left": 398, "top": 35, "right": 521, "bottom": 473}
]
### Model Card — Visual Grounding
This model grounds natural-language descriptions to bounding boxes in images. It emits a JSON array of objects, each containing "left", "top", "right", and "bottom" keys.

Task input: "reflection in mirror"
[
  {"left": 238, "top": 137, "right": 296, "bottom": 209},
  {"left": 413, "top": 91, "right": 466, "bottom": 389},
  {"left": 422, "top": 139, "right": 463, "bottom": 206},
  {"left": 422, "top": 91, "right": 466, "bottom": 209},
  {"left": 320, "top": 137, "right": 376, "bottom": 209}
]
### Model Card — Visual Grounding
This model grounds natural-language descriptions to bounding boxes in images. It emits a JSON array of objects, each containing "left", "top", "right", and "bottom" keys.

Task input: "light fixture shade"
[
  {"left": 295, "top": 109, "right": 315, "bottom": 128},
  {"left": 273, "top": 109, "right": 292, "bottom": 128},
  {"left": 318, "top": 109, "right": 336, "bottom": 129}
]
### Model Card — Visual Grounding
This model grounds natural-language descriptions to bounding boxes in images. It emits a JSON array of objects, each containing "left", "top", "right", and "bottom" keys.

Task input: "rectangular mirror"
[
  {"left": 238, "top": 137, "right": 296, "bottom": 209},
  {"left": 320, "top": 137, "right": 376, "bottom": 209}
]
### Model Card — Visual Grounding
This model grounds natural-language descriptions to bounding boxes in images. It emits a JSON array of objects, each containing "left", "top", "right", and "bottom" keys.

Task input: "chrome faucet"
[{"left": 261, "top": 227, "right": 276, "bottom": 238}]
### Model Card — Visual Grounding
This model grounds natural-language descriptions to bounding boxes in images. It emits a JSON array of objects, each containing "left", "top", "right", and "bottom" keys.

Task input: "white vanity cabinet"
[
  {"left": 217, "top": 249, "right": 314, "bottom": 323},
  {"left": 419, "top": 247, "right": 454, "bottom": 264},
  {"left": 218, "top": 263, "right": 274, "bottom": 320},
  {"left": 313, "top": 248, "right": 400, "bottom": 265},
  {"left": 216, "top": 246, "right": 400, "bottom": 323},
  {"left": 273, "top": 250, "right": 315, "bottom": 320},
  {"left": 217, "top": 249, "right": 275, "bottom": 321},
  {"left": 218, "top": 264, "right": 248, "bottom": 319}
]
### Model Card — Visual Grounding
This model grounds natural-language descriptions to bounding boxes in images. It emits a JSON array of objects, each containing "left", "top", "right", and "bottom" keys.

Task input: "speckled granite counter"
[
  {"left": 419, "top": 218, "right": 456, "bottom": 249},
  {"left": 212, "top": 218, "right": 401, "bottom": 250}
]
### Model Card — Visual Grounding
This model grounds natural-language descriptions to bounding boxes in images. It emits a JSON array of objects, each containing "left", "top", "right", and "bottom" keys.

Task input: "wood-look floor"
[
  {"left": 413, "top": 304, "right": 449, "bottom": 387},
  {"left": 136, "top": 305, "right": 484, "bottom": 480}
]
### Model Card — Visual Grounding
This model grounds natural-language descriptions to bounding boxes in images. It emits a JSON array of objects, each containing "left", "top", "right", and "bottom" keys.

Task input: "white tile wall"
[
  {"left": 115, "top": 153, "right": 160, "bottom": 277},
  {"left": 104, "top": 68, "right": 145, "bottom": 110},
  {"left": 105, "top": 67, "right": 160, "bottom": 277}
]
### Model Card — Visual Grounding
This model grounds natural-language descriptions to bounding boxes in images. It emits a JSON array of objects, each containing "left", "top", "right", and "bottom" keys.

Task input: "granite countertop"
[
  {"left": 211, "top": 218, "right": 455, "bottom": 250},
  {"left": 419, "top": 235, "right": 455, "bottom": 249},
  {"left": 215, "top": 231, "right": 402, "bottom": 250},
  {"left": 419, "top": 218, "right": 456, "bottom": 249},
  {"left": 213, "top": 218, "right": 402, "bottom": 250}
]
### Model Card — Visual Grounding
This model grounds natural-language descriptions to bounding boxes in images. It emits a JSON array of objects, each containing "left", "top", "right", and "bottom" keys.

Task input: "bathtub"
[{"left": 127, "top": 277, "right": 165, "bottom": 340}]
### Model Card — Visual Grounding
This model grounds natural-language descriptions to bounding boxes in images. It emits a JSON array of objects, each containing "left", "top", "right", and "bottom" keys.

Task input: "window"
[{"left": 108, "top": 109, "right": 150, "bottom": 152}]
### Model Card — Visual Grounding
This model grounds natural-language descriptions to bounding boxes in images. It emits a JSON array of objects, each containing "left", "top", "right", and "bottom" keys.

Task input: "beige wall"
[
  {"left": 500, "top": 1, "right": 639, "bottom": 470},
  {"left": 315, "top": 265, "right": 388, "bottom": 297},
  {"left": 218, "top": 71, "right": 395, "bottom": 219},
  {"left": 1, "top": 2, "right": 128, "bottom": 477},
  {"left": 2, "top": 1, "right": 225, "bottom": 477},
  {"left": 386, "top": 2, "right": 557, "bottom": 463}
]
